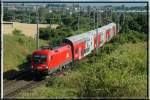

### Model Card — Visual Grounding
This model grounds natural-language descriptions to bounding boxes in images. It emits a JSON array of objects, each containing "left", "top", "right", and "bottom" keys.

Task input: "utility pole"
[
  {"left": 13, "top": 10, "right": 15, "bottom": 21},
  {"left": 99, "top": 9, "right": 101, "bottom": 26},
  {"left": 88, "top": 6, "right": 91, "bottom": 18},
  {"left": 78, "top": 5, "right": 80, "bottom": 34},
  {"left": 93, "top": 8, "right": 95, "bottom": 29},
  {"left": 12, "top": 10, "right": 16, "bottom": 22},
  {"left": 117, "top": 12, "right": 120, "bottom": 33},
  {"left": 96, "top": 9, "right": 98, "bottom": 54},
  {"left": 111, "top": 7, "right": 112, "bottom": 22},
  {"left": 36, "top": 6, "right": 39, "bottom": 50},
  {"left": 140, "top": 11, "right": 142, "bottom": 32},
  {"left": 28, "top": 11, "right": 30, "bottom": 23},
  {"left": 123, "top": 5, "right": 125, "bottom": 33},
  {"left": 105, "top": 8, "right": 107, "bottom": 20},
  {"left": 96, "top": 9, "right": 98, "bottom": 28},
  {"left": 58, "top": 5, "right": 61, "bottom": 25}
]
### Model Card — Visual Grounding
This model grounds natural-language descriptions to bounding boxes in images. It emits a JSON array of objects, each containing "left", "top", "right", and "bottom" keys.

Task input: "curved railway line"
[{"left": 3, "top": 38, "right": 115, "bottom": 98}]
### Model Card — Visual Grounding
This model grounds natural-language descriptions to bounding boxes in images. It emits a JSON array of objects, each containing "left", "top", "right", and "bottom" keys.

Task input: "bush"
[
  {"left": 18, "top": 38, "right": 24, "bottom": 44},
  {"left": 39, "top": 28, "right": 50, "bottom": 40},
  {"left": 12, "top": 28, "right": 23, "bottom": 36},
  {"left": 111, "top": 30, "right": 147, "bottom": 45},
  {"left": 26, "top": 54, "right": 32, "bottom": 64},
  {"left": 77, "top": 43, "right": 147, "bottom": 97}
]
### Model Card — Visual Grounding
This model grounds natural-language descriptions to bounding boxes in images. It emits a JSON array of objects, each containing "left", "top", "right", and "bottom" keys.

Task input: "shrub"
[
  {"left": 26, "top": 54, "right": 32, "bottom": 64},
  {"left": 12, "top": 28, "right": 23, "bottom": 36},
  {"left": 39, "top": 28, "right": 50, "bottom": 40},
  {"left": 18, "top": 38, "right": 24, "bottom": 44}
]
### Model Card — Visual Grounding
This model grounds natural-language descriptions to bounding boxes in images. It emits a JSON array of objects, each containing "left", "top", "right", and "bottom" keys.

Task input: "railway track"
[
  {"left": 3, "top": 49, "right": 101, "bottom": 98},
  {"left": 3, "top": 70, "right": 35, "bottom": 98},
  {"left": 3, "top": 53, "right": 94, "bottom": 98},
  {"left": 3, "top": 66, "right": 71, "bottom": 98},
  {"left": 4, "top": 79, "right": 45, "bottom": 98},
  {"left": 4, "top": 70, "right": 31, "bottom": 87}
]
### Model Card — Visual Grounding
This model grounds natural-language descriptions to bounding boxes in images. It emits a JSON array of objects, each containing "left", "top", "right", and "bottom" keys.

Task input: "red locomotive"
[{"left": 31, "top": 23, "right": 118, "bottom": 75}]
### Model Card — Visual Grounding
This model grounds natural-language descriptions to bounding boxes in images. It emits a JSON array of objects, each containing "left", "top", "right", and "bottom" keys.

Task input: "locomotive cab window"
[{"left": 33, "top": 54, "right": 47, "bottom": 64}]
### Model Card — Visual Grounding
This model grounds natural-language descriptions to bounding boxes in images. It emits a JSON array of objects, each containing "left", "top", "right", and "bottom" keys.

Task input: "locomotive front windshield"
[{"left": 33, "top": 54, "right": 47, "bottom": 64}]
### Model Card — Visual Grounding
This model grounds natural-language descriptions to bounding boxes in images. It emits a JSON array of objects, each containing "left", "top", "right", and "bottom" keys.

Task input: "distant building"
[
  {"left": 48, "top": 10, "right": 53, "bottom": 13},
  {"left": 4, "top": 3, "right": 37, "bottom": 12}
]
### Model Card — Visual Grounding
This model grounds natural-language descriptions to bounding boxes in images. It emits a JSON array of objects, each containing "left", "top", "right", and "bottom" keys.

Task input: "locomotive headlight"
[
  {"left": 46, "top": 66, "right": 48, "bottom": 69},
  {"left": 31, "top": 66, "right": 33, "bottom": 69}
]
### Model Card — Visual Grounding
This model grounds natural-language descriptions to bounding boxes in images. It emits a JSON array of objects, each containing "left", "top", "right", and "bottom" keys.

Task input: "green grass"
[
  {"left": 17, "top": 41, "right": 147, "bottom": 98},
  {"left": 3, "top": 34, "right": 48, "bottom": 72}
]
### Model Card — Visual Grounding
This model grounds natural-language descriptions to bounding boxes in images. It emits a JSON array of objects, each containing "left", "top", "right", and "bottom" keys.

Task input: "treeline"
[
  {"left": 119, "top": 12, "right": 148, "bottom": 34},
  {"left": 39, "top": 26, "right": 74, "bottom": 46},
  {"left": 39, "top": 11, "right": 148, "bottom": 46},
  {"left": 3, "top": 6, "right": 148, "bottom": 44}
]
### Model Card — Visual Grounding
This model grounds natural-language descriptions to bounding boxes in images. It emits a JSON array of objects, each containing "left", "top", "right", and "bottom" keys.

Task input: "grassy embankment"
[
  {"left": 3, "top": 33, "right": 48, "bottom": 72},
  {"left": 17, "top": 30, "right": 147, "bottom": 98}
]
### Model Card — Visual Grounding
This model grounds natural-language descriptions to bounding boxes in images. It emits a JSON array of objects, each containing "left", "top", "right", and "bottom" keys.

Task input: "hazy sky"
[
  {"left": 3, "top": 0, "right": 148, "bottom": 7},
  {"left": 74, "top": 3, "right": 147, "bottom": 7}
]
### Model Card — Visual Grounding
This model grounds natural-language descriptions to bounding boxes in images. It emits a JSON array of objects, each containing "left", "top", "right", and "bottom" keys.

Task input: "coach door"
[
  {"left": 83, "top": 37, "right": 91, "bottom": 57},
  {"left": 100, "top": 32, "right": 105, "bottom": 47},
  {"left": 91, "top": 36, "right": 94, "bottom": 51},
  {"left": 78, "top": 47, "right": 81, "bottom": 59},
  {"left": 106, "top": 29, "right": 111, "bottom": 42}
]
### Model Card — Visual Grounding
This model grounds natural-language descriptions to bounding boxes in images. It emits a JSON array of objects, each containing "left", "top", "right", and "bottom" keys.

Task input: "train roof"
[
  {"left": 64, "top": 23, "right": 116, "bottom": 44},
  {"left": 89, "top": 23, "right": 116, "bottom": 35},
  {"left": 65, "top": 32, "right": 89, "bottom": 44}
]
